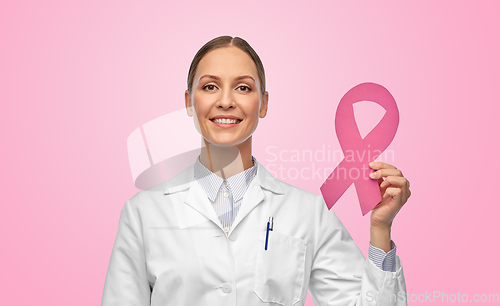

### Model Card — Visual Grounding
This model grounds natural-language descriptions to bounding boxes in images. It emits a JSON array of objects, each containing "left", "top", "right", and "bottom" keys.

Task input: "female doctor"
[{"left": 102, "top": 36, "right": 411, "bottom": 306}]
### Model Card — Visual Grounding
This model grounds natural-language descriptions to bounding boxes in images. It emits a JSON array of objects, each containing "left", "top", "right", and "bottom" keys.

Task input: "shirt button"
[
  {"left": 223, "top": 227, "right": 229, "bottom": 233},
  {"left": 229, "top": 233, "right": 238, "bottom": 241},
  {"left": 222, "top": 283, "right": 232, "bottom": 293},
  {"left": 224, "top": 192, "right": 229, "bottom": 198},
  {"left": 223, "top": 181, "right": 228, "bottom": 186}
]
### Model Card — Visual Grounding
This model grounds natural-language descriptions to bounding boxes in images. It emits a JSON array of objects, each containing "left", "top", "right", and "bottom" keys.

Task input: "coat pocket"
[{"left": 253, "top": 230, "right": 307, "bottom": 306}]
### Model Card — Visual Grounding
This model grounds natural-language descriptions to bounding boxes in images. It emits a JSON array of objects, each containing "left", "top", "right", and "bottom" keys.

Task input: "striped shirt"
[
  {"left": 369, "top": 240, "right": 397, "bottom": 272},
  {"left": 193, "top": 155, "right": 396, "bottom": 272},
  {"left": 194, "top": 155, "right": 258, "bottom": 233}
]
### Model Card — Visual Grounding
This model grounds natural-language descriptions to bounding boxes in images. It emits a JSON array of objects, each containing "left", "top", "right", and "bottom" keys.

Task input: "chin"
[
  {"left": 209, "top": 140, "right": 241, "bottom": 147},
  {"left": 205, "top": 136, "right": 246, "bottom": 147}
]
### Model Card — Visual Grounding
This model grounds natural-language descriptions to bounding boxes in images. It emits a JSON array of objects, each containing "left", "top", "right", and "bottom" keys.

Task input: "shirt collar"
[{"left": 194, "top": 155, "right": 258, "bottom": 203}]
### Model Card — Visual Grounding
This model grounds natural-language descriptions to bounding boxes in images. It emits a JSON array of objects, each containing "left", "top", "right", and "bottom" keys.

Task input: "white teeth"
[{"left": 212, "top": 118, "right": 240, "bottom": 124}]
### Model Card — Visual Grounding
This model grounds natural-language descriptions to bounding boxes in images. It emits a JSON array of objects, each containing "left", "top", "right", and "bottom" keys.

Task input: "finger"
[
  {"left": 383, "top": 187, "right": 402, "bottom": 200},
  {"left": 383, "top": 185, "right": 410, "bottom": 208},
  {"left": 369, "top": 161, "right": 397, "bottom": 170},
  {"left": 369, "top": 168, "right": 403, "bottom": 179},
  {"left": 377, "top": 177, "right": 388, "bottom": 197},
  {"left": 380, "top": 176, "right": 408, "bottom": 189}
]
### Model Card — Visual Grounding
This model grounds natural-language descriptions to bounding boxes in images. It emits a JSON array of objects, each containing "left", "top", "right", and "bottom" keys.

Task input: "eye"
[
  {"left": 202, "top": 84, "right": 217, "bottom": 91},
  {"left": 236, "top": 85, "right": 251, "bottom": 92}
]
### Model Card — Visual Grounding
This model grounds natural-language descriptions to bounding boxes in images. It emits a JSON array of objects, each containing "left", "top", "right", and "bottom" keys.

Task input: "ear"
[
  {"left": 259, "top": 91, "right": 269, "bottom": 118},
  {"left": 185, "top": 90, "right": 193, "bottom": 117}
]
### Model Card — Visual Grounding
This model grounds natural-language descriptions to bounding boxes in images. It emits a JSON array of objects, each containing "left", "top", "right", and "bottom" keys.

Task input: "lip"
[
  {"left": 209, "top": 115, "right": 243, "bottom": 120},
  {"left": 209, "top": 115, "right": 243, "bottom": 129},
  {"left": 210, "top": 120, "right": 241, "bottom": 129},
  {"left": 209, "top": 117, "right": 242, "bottom": 129}
]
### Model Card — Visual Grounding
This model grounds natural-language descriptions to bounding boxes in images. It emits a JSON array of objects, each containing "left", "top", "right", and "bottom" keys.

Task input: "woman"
[{"left": 102, "top": 36, "right": 411, "bottom": 306}]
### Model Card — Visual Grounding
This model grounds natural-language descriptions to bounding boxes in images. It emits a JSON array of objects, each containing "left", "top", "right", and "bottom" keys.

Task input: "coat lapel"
[
  {"left": 164, "top": 159, "right": 285, "bottom": 232},
  {"left": 163, "top": 163, "right": 222, "bottom": 229},
  {"left": 229, "top": 160, "right": 285, "bottom": 232},
  {"left": 183, "top": 181, "right": 223, "bottom": 228}
]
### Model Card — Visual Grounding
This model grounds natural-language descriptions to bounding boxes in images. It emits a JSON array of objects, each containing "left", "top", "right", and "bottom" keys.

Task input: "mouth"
[{"left": 209, "top": 118, "right": 243, "bottom": 125}]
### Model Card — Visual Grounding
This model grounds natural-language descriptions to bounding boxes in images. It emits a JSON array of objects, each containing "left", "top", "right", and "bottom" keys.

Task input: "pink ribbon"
[{"left": 320, "top": 82, "right": 399, "bottom": 215}]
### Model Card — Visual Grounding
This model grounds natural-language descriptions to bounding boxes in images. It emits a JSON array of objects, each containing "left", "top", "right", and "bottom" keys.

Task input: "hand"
[{"left": 368, "top": 161, "right": 411, "bottom": 230}]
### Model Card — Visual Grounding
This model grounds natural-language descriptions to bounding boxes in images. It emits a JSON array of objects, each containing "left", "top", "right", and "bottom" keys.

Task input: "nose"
[{"left": 217, "top": 87, "right": 235, "bottom": 109}]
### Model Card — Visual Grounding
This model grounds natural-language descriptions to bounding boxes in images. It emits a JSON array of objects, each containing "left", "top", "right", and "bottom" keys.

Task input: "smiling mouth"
[{"left": 210, "top": 118, "right": 242, "bottom": 124}]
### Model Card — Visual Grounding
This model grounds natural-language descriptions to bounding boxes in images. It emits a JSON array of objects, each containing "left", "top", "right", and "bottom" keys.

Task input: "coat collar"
[
  {"left": 193, "top": 155, "right": 258, "bottom": 203},
  {"left": 164, "top": 158, "right": 284, "bottom": 232}
]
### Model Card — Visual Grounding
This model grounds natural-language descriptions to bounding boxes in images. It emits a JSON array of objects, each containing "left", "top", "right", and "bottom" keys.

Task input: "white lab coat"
[{"left": 102, "top": 160, "right": 407, "bottom": 306}]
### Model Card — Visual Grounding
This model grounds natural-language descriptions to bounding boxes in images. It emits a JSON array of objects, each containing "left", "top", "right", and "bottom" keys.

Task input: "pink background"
[{"left": 1, "top": 0, "right": 499, "bottom": 304}]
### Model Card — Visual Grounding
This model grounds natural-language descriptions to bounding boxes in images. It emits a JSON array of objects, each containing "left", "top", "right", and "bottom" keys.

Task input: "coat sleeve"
[
  {"left": 102, "top": 198, "right": 151, "bottom": 306},
  {"left": 308, "top": 195, "right": 407, "bottom": 306}
]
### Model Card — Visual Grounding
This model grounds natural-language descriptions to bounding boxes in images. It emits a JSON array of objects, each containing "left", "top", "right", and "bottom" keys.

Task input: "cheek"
[
  {"left": 242, "top": 97, "right": 261, "bottom": 118},
  {"left": 192, "top": 97, "right": 211, "bottom": 117},
  {"left": 190, "top": 99, "right": 208, "bottom": 129}
]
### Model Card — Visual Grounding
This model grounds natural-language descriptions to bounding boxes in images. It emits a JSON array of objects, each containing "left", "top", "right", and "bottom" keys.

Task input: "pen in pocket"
[{"left": 265, "top": 217, "right": 273, "bottom": 250}]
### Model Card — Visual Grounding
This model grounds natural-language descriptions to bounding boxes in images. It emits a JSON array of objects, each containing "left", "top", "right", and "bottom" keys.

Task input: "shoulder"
[
  {"left": 277, "top": 178, "right": 322, "bottom": 201},
  {"left": 258, "top": 163, "right": 325, "bottom": 212},
  {"left": 126, "top": 162, "right": 195, "bottom": 208},
  {"left": 128, "top": 180, "right": 168, "bottom": 201}
]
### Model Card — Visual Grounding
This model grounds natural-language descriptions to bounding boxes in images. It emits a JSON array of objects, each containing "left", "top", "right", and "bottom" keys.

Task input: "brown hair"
[{"left": 187, "top": 36, "right": 266, "bottom": 96}]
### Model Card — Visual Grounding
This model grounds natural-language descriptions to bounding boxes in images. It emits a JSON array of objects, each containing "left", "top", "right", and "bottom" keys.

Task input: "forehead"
[{"left": 195, "top": 46, "right": 258, "bottom": 80}]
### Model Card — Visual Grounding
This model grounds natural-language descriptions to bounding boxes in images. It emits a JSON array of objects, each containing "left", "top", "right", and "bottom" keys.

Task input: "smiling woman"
[
  {"left": 102, "top": 36, "right": 411, "bottom": 306},
  {"left": 184, "top": 41, "right": 269, "bottom": 176}
]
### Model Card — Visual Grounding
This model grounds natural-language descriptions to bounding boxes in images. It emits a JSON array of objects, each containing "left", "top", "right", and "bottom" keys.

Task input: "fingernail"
[
  {"left": 369, "top": 162, "right": 375, "bottom": 168},
  {"left": 369, "top": 172, "right": 377, "bottom": 178}
]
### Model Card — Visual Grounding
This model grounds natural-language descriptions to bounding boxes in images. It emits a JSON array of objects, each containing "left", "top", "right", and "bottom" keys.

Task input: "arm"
[
  {"left": 368, "top": 161, "right": 411, "bottom": 254},
  {"left": 102, "top": 199, "right": 151, "bottom": 306},
  {"left": 308, "top": 196, "right": 407, "bottom": 306}
]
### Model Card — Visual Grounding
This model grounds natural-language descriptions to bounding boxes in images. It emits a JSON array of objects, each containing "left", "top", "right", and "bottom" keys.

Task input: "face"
[{"left": 185, "top": 46, "right": 268, "bottom": 148}]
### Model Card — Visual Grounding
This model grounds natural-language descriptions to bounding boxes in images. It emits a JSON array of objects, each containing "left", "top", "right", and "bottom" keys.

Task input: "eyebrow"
[{"left": 199, "top": 74, "right": 255, "bottom": 82}]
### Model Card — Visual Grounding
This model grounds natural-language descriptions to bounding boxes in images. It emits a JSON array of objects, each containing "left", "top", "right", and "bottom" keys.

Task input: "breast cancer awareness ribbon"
[{"left": 320, "top": 82, "right": 399, "bottom": 215}]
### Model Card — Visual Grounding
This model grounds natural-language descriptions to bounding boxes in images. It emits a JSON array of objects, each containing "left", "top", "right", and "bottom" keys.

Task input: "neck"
[{"left": 199, "top": 137, "right": 254, "bottom": 179}]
